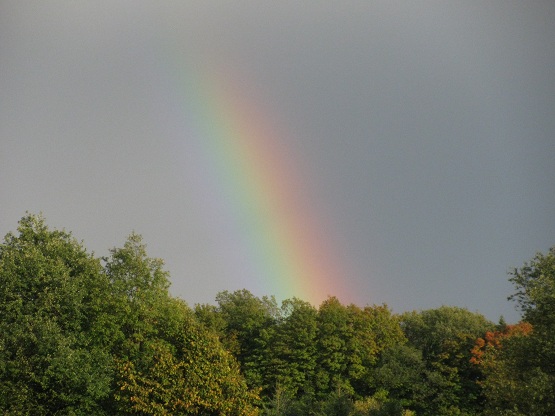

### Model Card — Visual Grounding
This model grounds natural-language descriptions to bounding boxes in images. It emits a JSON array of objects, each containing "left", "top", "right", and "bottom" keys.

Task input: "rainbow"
[{"left": 171, "top": 60, "right": 352, "bottom": 306}]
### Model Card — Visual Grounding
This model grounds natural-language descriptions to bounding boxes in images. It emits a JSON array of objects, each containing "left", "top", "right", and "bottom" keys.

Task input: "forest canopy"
[{"left": 0, "top": 214, "right": 553, "bottom": 415}]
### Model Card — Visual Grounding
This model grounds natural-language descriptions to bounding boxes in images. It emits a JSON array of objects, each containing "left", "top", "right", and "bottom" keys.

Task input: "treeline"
[{"left": 0, "top": 215, "right": 553, "bottom": 415}]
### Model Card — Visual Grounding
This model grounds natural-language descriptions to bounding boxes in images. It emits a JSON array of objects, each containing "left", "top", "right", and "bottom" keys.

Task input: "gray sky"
[{"left": 2, "top": 1, "right": 554, "bottom": 322}]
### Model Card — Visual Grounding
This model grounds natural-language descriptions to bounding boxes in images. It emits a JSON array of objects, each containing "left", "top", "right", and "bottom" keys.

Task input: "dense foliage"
[
  {"left": 0, "top": 215, "right": 258, "bottom": 415},
  {"left": 1, "top": 214, "right": 553, "bottom": 415},
  {"left": 471, "top": 248, "right": 555, "bottom": 415}
]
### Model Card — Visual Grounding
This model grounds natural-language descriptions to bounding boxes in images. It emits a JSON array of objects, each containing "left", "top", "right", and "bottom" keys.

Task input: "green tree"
[
  {"left": 115, "top": 305, "right": 259, "bottom": 415},
  {"left": 509, "top": 247, "right": 555, "bottom": 372},
  {"left": 104, "top": 236, "right": 260, "bottom": 415},
  {"left": 260, "top": 298, "right": 318, "bottom": 400},
  {"left": 315, "top": 299, "right": 405, "bottom": 399},
  {"left": 346, "top": 304, "right": 405, "bottom": 397},
  {"left": 102, "top": 233, "right": 172, "bottom": 363},
  {"left": 260, "top": 301, "right": 405, "bottom": 414},
  {"left": 0, "top": 215, "right": 260, "bottom": 415},
  {"left": 210, "top": 290, "right": 279, "bottom": 388},
  {"left": 370, "top": 344, "right": 428, "bottom": 411},
  {"left": 479, "top": 247, "right": 555, "bottom": 415},
  {"left": 0, "top": 214, "right": 113, "bottom": 414},
  {"left": 400, "top": 306, "right": 494, "bottom": 415},
  {"left": 194, "top": 303, "right": 226, "bottom": 335},
  {"left": 471, "top": 323, "right": 539, "bottom": 416},
  {"left": 315, "top": 297, "right": 352, "bottom": 395}
]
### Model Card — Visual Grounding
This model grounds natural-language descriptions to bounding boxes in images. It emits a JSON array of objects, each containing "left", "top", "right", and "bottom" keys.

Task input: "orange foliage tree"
[{"left": 470, "top": 322, "right": 532, "bottom": 366}]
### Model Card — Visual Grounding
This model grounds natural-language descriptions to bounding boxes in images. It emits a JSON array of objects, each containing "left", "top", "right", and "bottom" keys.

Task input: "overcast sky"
[{"left": 2, "top": 1, "right": 554, "bottom": 322}]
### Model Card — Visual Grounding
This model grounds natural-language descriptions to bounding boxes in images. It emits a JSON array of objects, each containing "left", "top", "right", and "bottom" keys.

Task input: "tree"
[
  {"left": 399, "top": 306, "right": 495, "bottom": 415},
  {"left": 115, "top": 305, "right": 259, "bottom": 415},
  {"left": 260, "top": 298, "right": 318, "bottom": 400},
  {"left": 509, "top": 247, "right": 555, "bottom": 373},
  {"left": 346, "top": 304, "right": 405, "bottom": 397},
  {"left": 470, "top": 322, "right": 533, "bottom": 366},
  {"left": 0, "top": 215, "right": 260, "bottom": 415},
  {"left": 104, "top": 236, "right": 260, "bottom": 415},
  {"left": 208, "top": 290, "right": 279, "bottom": 389},
  {"left": 102, "top": 233, "right": 173, "bottom": 363},
  {"left": 0, "top": 214, "right": 113, "bottom": 414},
  {"left": 370, "top": 344, "right": 428, "bottom": 411},
  {"left": 470, "top": 323, "right": 537, "bottom": 415},
  {"left": 314, "top": 297, "right": 352, "bottom": 395},
  {"left": 476, "top": 247, "right": 555, "bottom": 415},
  {"left": 194, "top": 303, "right": 226, "bottom": 335}
]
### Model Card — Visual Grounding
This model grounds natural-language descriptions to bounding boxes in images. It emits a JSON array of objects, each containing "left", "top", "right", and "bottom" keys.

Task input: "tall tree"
[
  {"left": 103, "top": 233, "right": 172, "bottom": 363},
  {"left": 104, "top": 235, "right": 260, "bottom": 415},
  {"left": 478, "top": 247, "right": 555, "bottom": 415},
  {"left": 471, "top": 323, "right": 535, "bottom": 416},
  {"left": 260, "top": 298, "right": 318, "bottom": 399},
  {"left": 0, "top": 215, "right": 260, "bottom": 415},
  {"left": 313, "top": 299, "right": 403, "bottom": 398},
  {"left": 114, "top": 302, "right": 259, "bottom": 415},
  {"left": 369, "top": 344, "right": 430, "bottom": 413},
  {"left": 315, "top": 297, "right": 352, "bottom": 395},
  {"left": 509, "top": 247, "right": 555, "bottom": 372},
  {"left": 400, "top": 306, "right": 494, "bottom": 415},
  {"left": 210, "top": 290, "right": 279, "bottom": 388},
  {"left": 346, "top": 304, "right": 405, "bottom": 397},
  {"left": 0, "top": 214, "right": 113, "bottom": 414}
]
